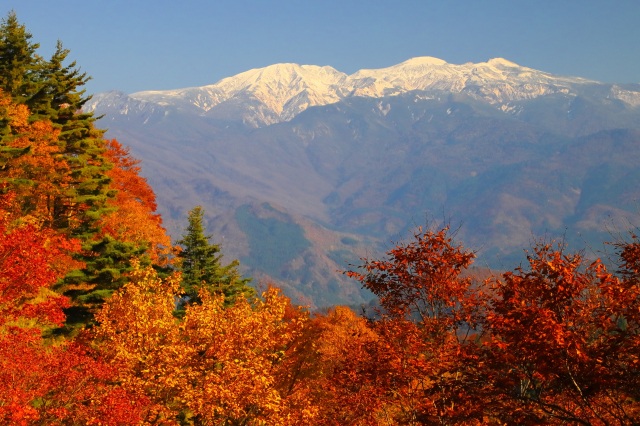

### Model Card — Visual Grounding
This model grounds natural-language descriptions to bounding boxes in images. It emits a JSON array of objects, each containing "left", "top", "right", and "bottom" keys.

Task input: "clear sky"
[{"left": 4, "top": 1, "right": 640, "bottom": 95}]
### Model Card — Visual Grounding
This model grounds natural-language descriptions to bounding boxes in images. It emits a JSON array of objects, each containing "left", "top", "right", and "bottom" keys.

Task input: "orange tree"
[
  {"left": 0, "top": 91, "right": 70, "bottom": 227},
  {"left": 481, "top": 242, "right": 640, "bottom": 424},
  {"left": 614, "top": 235, "right": 640, "bottom": 417},
  {"left": 98, "top": 139, "right": 171, "bottom": 264},
  {"left": 346, "top": 226, "right": 487, "bottom": 424},
  {"left": 305, "top": 306, "right": 398, "bottom": 425}
]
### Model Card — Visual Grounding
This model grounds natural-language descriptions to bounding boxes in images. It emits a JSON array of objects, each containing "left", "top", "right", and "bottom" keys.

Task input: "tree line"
[{"left": 0, "top": 11, "right": 638, "bottom": 425}]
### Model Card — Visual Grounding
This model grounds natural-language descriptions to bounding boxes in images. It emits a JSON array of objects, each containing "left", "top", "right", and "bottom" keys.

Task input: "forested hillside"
[{"left": 1, "top": 13, "right": 639, "bottom": 425}]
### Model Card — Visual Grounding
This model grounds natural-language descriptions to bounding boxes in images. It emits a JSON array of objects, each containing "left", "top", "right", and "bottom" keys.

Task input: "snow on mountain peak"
[
  {"left": 486, "top": 57, "right": 520, "bottom": 68},
  {"left": 197, "top": 63, "right": 347, "bottom": 117},
  {"left": 399, "top": 56, "right": 448, "bottom": 67},
  {"left": 215, "top": 63, "right": 345, "bottom": 91},
  {"left": 111, "top": 57, "right": 612, "bottom": 127}
]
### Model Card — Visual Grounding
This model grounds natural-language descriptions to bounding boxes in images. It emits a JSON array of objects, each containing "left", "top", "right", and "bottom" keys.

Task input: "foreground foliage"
[
  {"left": 94, "top": 263, "right": 313, "bottom": 424},
  {"left": 345, "top": 229, "right": 639, "bottom": 425}
]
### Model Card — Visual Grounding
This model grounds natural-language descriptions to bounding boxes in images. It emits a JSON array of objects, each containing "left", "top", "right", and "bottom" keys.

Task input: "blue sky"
[{"left": 5, "top": 1, "right": 640, "bottom": 95}]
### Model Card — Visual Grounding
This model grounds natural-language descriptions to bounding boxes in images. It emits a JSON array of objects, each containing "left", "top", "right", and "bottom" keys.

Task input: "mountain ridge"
[{"left": 86, "top": 56, "right": 635, "bottom": 129}]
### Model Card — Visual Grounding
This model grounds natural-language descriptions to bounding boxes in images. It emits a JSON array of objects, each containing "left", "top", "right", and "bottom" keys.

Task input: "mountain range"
[{"left": 85, "top": 57, "right": 640, "bottom": 308}]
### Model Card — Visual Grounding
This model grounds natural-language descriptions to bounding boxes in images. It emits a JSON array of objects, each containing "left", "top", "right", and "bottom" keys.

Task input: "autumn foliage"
[
  {"left": 99, "top": 139, "right": 171, "bottom": 262},
  {"left": 0, "top": 213, "right": 149, "bottom": 424},
  {"left": 0, "top": 93, "right": 70, "bottom": 227},
  {"left": 480, "top": 244, "right": 640, "bottom": 424},
  {"left": 341, "top": 229, "right": 640, "bottom": 425},
  {"left": 94, "top": 263, "right": 314, "bottom": 424},
  {"left": 2, "top": 92, "right": 639, "bottom": 424}
]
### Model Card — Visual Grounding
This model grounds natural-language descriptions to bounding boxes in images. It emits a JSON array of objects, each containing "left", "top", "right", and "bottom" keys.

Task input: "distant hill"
[{"left": 86, "top": 57, "right": 640, "bottom": 308}]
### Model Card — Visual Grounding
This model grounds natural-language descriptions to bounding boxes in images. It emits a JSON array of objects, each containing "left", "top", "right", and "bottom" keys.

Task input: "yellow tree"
[
  {"left": 93, "top": 262, "right": 185, "bottom": 424},
  {"left": 180, "top": 287, "right": 315, "bottom": 425},
  {"left": 94, "top": 263, "right": 316, "bottom": 425}
]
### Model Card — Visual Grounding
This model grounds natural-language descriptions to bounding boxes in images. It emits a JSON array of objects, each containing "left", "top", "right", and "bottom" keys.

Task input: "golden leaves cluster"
[{"left": 94, "top": 263, "right": 315, "bottom": 425}]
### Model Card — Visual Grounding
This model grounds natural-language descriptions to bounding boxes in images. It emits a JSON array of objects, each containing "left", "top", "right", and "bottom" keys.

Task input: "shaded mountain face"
[{"left": 86, "top": 57, "right": 640, "bottom": 308}]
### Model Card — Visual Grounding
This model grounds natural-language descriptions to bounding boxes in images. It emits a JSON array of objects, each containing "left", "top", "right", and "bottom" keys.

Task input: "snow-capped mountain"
[
  {"left": 86, "top": 57, "right": 640, "bottom": 308},
  {"left": 86, "top": 57, "right": 640, "bottom": 128}
]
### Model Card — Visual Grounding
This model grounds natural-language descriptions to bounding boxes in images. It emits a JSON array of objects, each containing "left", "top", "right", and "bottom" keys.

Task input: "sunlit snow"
[{"left": 86, "top": 57, "right": 636, "bottom": 128}]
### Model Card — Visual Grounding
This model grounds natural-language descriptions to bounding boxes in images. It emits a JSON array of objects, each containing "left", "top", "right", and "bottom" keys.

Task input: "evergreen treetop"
[
  {"left": 177, "top": 206, "right": 253, "bottom": 308},
  {"left": 0, "top": 11, "right": 40, "bottom": 106}
]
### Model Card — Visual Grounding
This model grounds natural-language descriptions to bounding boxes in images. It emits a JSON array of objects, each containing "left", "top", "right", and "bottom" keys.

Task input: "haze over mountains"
[{"left": 85, "top": 57, "right": 640, "bottom": 308}]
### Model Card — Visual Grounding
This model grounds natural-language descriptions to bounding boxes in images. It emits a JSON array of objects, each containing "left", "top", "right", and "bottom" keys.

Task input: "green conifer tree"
[
  {"left": 34, "top": 41, "right": 112, "bottom": 235},
  {"left": 0, "top": 11, "right": 41, "bottom": 106},
  {"left": 0, "top": 12, "right": 161, "bottom": 329},
  {"left": 63, "top": 236, "right": 149, "bottom": 328},
  {"left": 30, "top": 40, "right": 90, "bottom": 120},
  {"left": 177, "top": 206, "right": 253, "bottom": 308}
]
